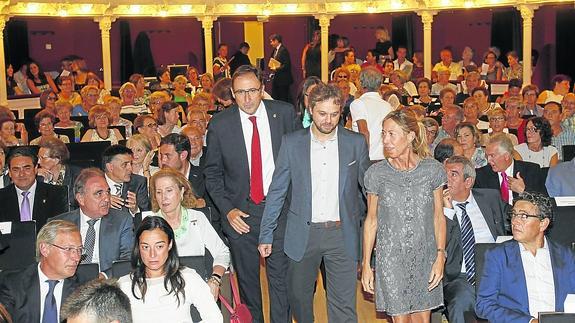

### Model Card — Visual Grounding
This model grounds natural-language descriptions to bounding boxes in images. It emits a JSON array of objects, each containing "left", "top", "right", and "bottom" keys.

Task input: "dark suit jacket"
[
  {"left": 0, "top": 263, "right": 82, "bottom": 322},
  {"left": 49, "top": 208, "right": 134, "bottom": 275},
  {"left": 204, "top": 100, "right": 296, "bottom": 239},
  {"left": 259, "top": 126, "right": 370, "bottom": 261},
  {"left": 0, "top": 182, "right": 69, "bottom": 231},
  {"left": 476, "top": 239, "right": 575, "bottom": 323},
  {"left": 473, "top": 160, "right": 548, "bottom": 197},
  {"left": 121, "top": 174, "right": 151, "bottom": 212},
  {"left": 444, "top": 188, "right": 510, "bottom": 282},
  {"left": 189, "top": 148, "right": 207, "bottom": 199},
  {"left": 271, "top": 44, "right": 293, "bottom": 85}
]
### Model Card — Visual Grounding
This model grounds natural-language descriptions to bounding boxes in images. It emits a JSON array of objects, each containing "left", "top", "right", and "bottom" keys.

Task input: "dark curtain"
[
  {"left": 119, "top": 20, "right": 133, "bottom": 83},
  {"left": 4, "top": 19, "right": 30, "bottom": 69},
  {"left": 391, "top": 14, "right": 414, "bottom": 56},
  {"left": 556, "top": 8, "right": 575, "bottom": 83},
  {"left": 132, "top": 31, "right": 155, "bottom": 77},
  {"left": 490, "top": 9, "right": 521, "bottom": 66}
]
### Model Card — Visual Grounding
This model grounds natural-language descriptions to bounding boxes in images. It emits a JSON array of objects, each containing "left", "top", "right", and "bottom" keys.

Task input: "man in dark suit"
[
  {"left": 204, "top": 65, "right": 296, "bottom": 323},
  {"left": 269, "top": 34, "right": 293, "bottom": 103},
  {"left": 50, "top": 168, "right": 133, "bottom": 276},
  {"left": 101, "top": 145, "right": 150, "bottom": 215},
  {"left": 474, "top": 133, "right": 547, "bottom": 204},
  {"left": 442, "top": 156, "right": 510, "bottom": 323},
  {"left": 258, "top": 83, "right": 370, "bottom": 322},
  {"left": 476, "top": 192, "right": 575, "bottom": 322},
  {"left": 0, "top": 146, "right": 68, "bottom": 231},
  {"left": 0, "top": 219, "right": 84, "bottom": 322}
]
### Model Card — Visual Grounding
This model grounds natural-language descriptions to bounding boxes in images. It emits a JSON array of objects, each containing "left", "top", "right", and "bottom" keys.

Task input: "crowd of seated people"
[{"left": 0, "top": 38, "right": 574, "bottom": 323}]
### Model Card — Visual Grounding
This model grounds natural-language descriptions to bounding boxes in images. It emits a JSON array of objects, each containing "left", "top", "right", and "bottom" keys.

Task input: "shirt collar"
[
  {"left": 104, "top": 173, "right": 122, "bottom": 188},
  {"left": 15, "top": 180, "right": 37, "bottom": 195},
  {"left": 310, "top": 126, "right": 338, "bottom": 143},
  {"left": 38, "top": 263, "right": 64, "bottom": 283},
  {"left": 239, "top": 100, "right": 267, "bottom": 122},
  {"left": 519, "top": 237, "right": 550, "bottom": 253}
]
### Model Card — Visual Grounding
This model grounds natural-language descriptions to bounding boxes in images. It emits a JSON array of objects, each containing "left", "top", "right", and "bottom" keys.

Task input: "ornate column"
[
  {"left": 0, "top": 15, "right": 9, "bottom": 106},
  {"left": 316, "top": 14, "right": 334, "bottom": 83},
  {"left": 417, "top": 11, "right": 437, "bottom": 79},
  {"left": 518, "top": 5, "right": 538, "bottom": 85},
  {"left": 96, "top": 16, "right": 116, "bottom": 91},
  {"left": 200, "top": 16, "right": 216, "bottom": 75}
]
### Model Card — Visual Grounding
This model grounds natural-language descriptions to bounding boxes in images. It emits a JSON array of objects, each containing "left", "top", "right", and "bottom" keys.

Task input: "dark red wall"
[{"left": 14, "top": 6, "right": 565, "bottom": 90}]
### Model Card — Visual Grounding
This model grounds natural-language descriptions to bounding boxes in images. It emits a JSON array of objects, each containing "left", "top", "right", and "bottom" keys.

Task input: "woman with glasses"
[
  {"left": 30, "top": 110, "right": 70, "bottom": 145},
  {"left": 40, "top": 90, "right": 59, "bottom": 113},
  {"left": 57, "top": 76, "right": 81, "bottom": 107},
  {"left": 513, "top": 117, "right": 558, "bottom": 168},
  {"left": 482, "top": 50, "right": 503, "bottom": 81},
  {"left": 118, "top": 216, "right": 222, "bottom": 323},
  {"left": 482, "top": 106, "right": 519, "bottom": 147},
  {"left": 455, "top": 122, "right": 487, "bottom": 168},
  {"left": 134, "top": 115, "right": 161, "bottom": 150},
  {"left": 81, "top": 104, "right": 123, "bottom": 145},
  {"left": 85, "top": 72, "right": 110, "bottom": 104},
  {"left": 148, "top": 91, "right": 171, "bottom": 119},
  {"left": 504, "top": 97, "right": 527, "bottom": 144}
]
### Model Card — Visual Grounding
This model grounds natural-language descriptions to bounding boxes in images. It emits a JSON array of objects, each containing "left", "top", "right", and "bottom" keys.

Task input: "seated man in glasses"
[
  {"left": 0, "top": 219, "right": 85, "bottom": 322},
  {"left": 476, "top": 192, "right": 575, "bottom": 323}
]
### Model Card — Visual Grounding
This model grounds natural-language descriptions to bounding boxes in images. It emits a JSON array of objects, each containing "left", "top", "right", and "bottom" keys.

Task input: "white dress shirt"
[
  {"left": 239, "top": 101, "right": 275, "bottom": 196},
  {"left": 310, "top": 128, "right": 340, "bottom": 223},
  {"left": 105, "top": 174, "right": 123, "bottom": 196},
  {"left": 497, "top": 162, "right": 514, "bottom": 205},
  {"left": 444, "top": 192, "right": 495, "bottom": 272},
  {"left": 79, "top": 209, "right": 102, "bottom": 267},
  {"left": 16, "top": 180, "right": 37, "bottom": 216},
  {"left": 520, "top": 238, "right": 556, "bottom": 318},
  {"left": 38, "top": 264, "right": 64, "bottom": 323}
]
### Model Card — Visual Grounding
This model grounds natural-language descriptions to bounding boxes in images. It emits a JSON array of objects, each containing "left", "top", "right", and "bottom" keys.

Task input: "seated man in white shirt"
[
  {"left": 393, "top": 46, "right": 414, "bottom": 79},
  {"left": 442, "top": 156, "right": 509, "bottom": 323},
  {"left": 0, "top": 219, "right": 84, "bottom": 322},
  {"left": 476, "top": 192, "right": 575, "bottom": 323}
]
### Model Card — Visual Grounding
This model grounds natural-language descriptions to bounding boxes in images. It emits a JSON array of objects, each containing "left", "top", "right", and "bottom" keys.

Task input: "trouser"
[{"left": 444, "top": 273, "right": 476, "bottom": 323}]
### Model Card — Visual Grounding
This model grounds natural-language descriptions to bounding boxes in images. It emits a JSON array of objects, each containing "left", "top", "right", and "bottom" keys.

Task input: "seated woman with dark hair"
[
  {"left": 157, "top": 101, "right": 183, "bottom": 137},
  {"left": 36, "top": 136, "right": 80, "bottom": 206},
  {"left": 118, "top": 216, "right": 223, "bottom": 323},
  {"left": 212, "top": 77, "right": 234, "bottom": 110},
  {"left": 411, "top": 77, "right": 437, "bottom": 108},
  {"left": 30, "top": 110, "right": 70, "bottom": 145},
  {"left": 149, "top": 169, "right": 230, "bottom": 299},
  {"left": 26, "top": 61, "right": 58, "bottom": 94},
  {"left": 149, "top": 67, "right": 172, "bottom": 92},
  {"left": 39, "top": 89, "right": 58, "bottom": 113},
  {"left": 81, "top": 104, "right": 124, "bottom": 145},
  {"left": 455, "top": 122, "right": 487, "bottom": 168},
  {"left": 129, "top": 73, "right": 150, "bottom": 106},
  {"left": 513, "top": 117, "right": 559, "bottom": 168}
]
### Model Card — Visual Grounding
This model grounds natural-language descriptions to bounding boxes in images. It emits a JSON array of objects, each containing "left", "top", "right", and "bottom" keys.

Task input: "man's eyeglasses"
[
  {"left": 48, "top": 243, "right": 85, "bottom": 256},
  {"left": 234, "top": 87, "right": 261, "bottom": 98},
  {"left": 508, "top": 211, "right": 542, "bottom": 221}
]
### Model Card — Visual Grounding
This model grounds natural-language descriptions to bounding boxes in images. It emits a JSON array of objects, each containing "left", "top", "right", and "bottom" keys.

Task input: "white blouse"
[
  {"left": 514, "top": 143, "right": 558, "bottom": 168},
  {"left": 118, "top": 267, "right": 223, "bottom": 323}
]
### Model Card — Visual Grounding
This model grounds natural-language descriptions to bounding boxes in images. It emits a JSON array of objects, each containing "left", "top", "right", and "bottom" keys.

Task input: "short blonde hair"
[
  {"left": 149, "top": 168, "right": 200, "bottom": 212},
  {"left": 118, "top": 82, "right": 136, "bottom": 97},
  {"left": 127, "top": 134, "right": 152, "bottom": 153},
  {"left": 80, "top": 85, "right": 99, "bottom": 98}
]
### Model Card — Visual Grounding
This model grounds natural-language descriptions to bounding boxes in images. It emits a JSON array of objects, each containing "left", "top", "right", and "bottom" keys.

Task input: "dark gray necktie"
[{"left": 82, "top": 218, "right": 98, "bottom": 264}]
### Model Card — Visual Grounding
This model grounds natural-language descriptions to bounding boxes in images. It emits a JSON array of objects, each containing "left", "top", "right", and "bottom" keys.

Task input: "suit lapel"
[
  {"left": 300, "top": 130, "right": 312, "bottom": 212},
  {"left": 473, "top": 190, "right": 498, "bottom": 239},
  {"left": 549, "top": 240, "right": 566, "bottom": 310},
  {"left": 265, "top": 102, "right": 283, "bottom": 160},
  {"left": 98, "top": 214, "right": 112, "bottom": 261},
  {"left": 6, "top": 185, "right": 19, "bottom": 222},
  {"left": 229, "top": 106, "right": 250, "bottom": 180},
  {"left": 338, "top": 127, "right": 349, "bottom": 199},
  {"left": 507, "top": 241, "right": 530, "bottom": 313},
  {"left": 26, "top": 265, "right": 41, "bottom": 323},
  {"left": 32, "top": 183, "right": 47, "bottom": 220}
]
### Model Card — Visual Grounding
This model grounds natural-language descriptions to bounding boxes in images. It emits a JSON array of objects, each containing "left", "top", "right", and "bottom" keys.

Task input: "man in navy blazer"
[
  {"left": 204, "top": 65, "right": 295, "bottom": 323},
  {"left": 476, "top": 192, "right": 575, "bottom": 323},
  {"left": 0, "top": 220, "right": 86, "bottom": 322},
  {"left": 49, "top": 168, "right": 133, "bottom": 276},
  {"left": 259, "top": 83, "right": 370, "bottom": 322}
]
